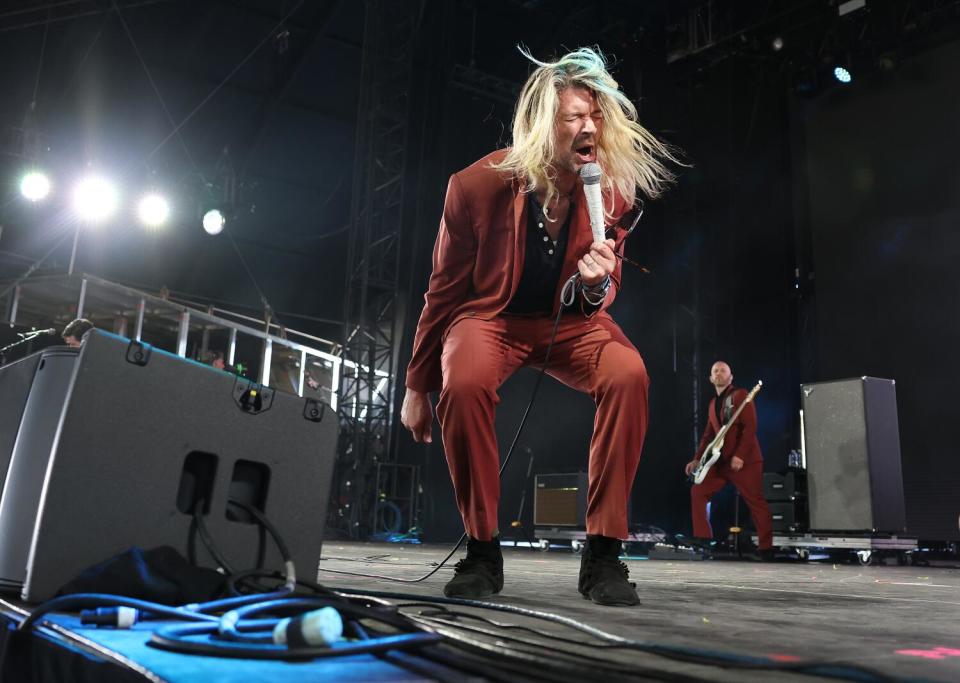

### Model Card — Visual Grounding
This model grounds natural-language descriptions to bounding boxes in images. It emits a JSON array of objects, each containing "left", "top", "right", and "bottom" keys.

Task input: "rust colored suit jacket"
[
  {"left": 695, "top": 386, "right": 763, "bottom": 465},
  {"left": 405, "top": 148, "right": 639, "bottom": 394}
]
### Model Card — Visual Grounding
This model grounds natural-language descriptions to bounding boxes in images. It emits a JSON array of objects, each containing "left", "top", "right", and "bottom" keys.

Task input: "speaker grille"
[
  {"left": 534, "top": 489, "right": 579, "bottom": 526},
  {"left": 802, "top": 377, "right": 905, "bottom": 533}
]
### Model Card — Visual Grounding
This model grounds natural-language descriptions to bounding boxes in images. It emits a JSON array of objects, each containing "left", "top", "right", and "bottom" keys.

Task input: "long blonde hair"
[{"left": 492, "top": 46, "right": 680, "bottom": 216}]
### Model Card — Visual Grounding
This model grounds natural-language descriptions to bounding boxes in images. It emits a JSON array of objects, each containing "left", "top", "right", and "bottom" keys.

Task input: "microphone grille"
[{"left": 579, "top": 162, "right": 601, "bottom": 184}]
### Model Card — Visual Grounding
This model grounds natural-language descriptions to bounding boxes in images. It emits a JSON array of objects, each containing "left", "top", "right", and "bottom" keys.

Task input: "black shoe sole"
[
  {"left": 443, "top": 587, "right": 501, "bottom": 599},
  {"left": 580, "top": 592, "right": 640, "bottom": 607}
]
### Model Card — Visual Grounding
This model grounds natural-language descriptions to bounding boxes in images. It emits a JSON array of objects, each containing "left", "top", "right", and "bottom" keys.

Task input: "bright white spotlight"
[
  {"left": 138, "top": 194, "right": 170, "bottom": 227},
  {"left": 202, "top": 209, "right": 225, "bottom": 235},
  {"left": 833, "top": 66, "right": 852, "bottom": 84},
  {"left": 73, "top": 176, "right": 118, "bottom": 222},
  {"left": 20, "top": 171, "right": 51, "bottom": 201}
]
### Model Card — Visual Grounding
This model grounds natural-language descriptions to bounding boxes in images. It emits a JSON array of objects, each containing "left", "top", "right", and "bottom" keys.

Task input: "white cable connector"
[{"left": 272, "top": 607, "right": 343, "bottom": 647}]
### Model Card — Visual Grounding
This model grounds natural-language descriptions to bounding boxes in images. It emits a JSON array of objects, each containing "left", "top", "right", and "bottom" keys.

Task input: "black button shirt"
[
  {"left": 504, "top": 196, "right": 572, "bottom": 315},
  {"left": 714, "top": 385, "right": 734, "bottom": 424}
]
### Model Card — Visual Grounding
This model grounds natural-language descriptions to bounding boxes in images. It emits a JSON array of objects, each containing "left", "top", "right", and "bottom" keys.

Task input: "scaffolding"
[
  {"left": 2, "top": 272, "right": 341, "bottom": 404},
  {"left": 334, "top": 0, "right": 421, "bottom": 539}
]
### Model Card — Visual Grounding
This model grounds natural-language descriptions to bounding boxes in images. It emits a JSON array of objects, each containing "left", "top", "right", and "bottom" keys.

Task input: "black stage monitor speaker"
[
  {"left": 801, "top": 377, "right": 906, "bottom": 534},
  {"left": 0, "top": 347, "right": 78, "bottom": 592},
  {"left": 0, "top": 331, "right": 337, "bottom": 603},
  {"left": 0, "top": 351, "right": 44, "bottom": 492},
  {"left": 534, "top": 473, "right": 588, "bottom": 527}
]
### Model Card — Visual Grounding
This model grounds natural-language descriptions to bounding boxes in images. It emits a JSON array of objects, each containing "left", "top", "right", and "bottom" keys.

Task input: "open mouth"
[{"left": 574, "top": 144, "right": 595, "bottom": 164}]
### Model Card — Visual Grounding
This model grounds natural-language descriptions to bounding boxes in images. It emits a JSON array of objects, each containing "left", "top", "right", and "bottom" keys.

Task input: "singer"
[{"left": 401, "top": 47, "right": 678, "bottom": 605}]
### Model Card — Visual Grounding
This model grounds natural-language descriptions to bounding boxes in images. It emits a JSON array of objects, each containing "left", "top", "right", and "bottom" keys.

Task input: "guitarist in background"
[{"left": 684, "top": 361, "right": 774, "bottom": 559}]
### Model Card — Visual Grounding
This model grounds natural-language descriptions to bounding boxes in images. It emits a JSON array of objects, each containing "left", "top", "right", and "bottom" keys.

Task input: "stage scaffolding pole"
[{"left": 335, "top": 0, "right": 422, "bottom": 540}]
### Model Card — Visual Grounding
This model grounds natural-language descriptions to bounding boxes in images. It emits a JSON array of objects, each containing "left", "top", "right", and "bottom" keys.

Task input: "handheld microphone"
[
  {"left": 40, "top": 328, "right": 58, "bottom": 335},
  {"left": 579, "top": 162, "right": 605, "bottom": 245}
]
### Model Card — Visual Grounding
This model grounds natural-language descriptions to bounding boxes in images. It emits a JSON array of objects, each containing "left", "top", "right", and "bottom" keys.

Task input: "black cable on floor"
[
  {"left": 410, "top": 612, "right": 712, "bottom": 683},
  {"left": 334, "top": 588, "right": 913, "bottom": 683}
]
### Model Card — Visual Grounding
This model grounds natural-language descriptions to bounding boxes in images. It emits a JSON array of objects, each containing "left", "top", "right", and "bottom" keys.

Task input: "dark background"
[
  {"left": 799, "top": 37, "right": 960, "bottom": 541},
  {"left": 1, "top": 1, "right": 958, "bottom": 542}
]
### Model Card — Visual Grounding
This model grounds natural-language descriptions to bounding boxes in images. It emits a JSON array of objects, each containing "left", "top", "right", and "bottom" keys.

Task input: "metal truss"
[
  {"left": 449, "top": 63, "right": 520, "bottom": 107},
  {"left": 334, "top": 0, "right": 421, "bottom": 539}
]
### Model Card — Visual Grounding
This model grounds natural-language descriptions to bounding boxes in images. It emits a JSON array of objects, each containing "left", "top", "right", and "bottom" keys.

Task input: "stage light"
[
  {"left": 771, "top": 36, "right": 784, "bottom": 52},
  {"left": 833, "top": 66, "right": 852, "bottom": 84},
  {"left": 20, "top": 171, "right": 51, "bottom": 201},
  {"left": 73, "top": 176, "right": 118, "bottom": 223},
  {"left": 202, "top": 209, "right": 225, "bottom": 235},
  {"left": 138, "top": 194, "right": 170, "bottom": 227}
]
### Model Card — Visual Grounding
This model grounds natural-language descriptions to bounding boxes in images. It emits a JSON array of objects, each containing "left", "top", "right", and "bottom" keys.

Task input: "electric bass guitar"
[{"left": 689, "top": 381, "right": 763, "bottom": 485}]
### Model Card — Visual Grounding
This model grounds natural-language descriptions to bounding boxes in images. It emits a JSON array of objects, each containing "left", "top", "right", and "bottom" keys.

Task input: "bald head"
[{"left": 709, "top": 361, "right": 733, "bottom": 394}]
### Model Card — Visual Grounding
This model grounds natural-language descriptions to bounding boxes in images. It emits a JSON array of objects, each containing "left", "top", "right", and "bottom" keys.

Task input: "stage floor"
[
  {"left": 315, "top": 540, "right": 960, "bottom": 682},
  {"left": 3, "top": 541, "right": 958, "bottom": 682}
]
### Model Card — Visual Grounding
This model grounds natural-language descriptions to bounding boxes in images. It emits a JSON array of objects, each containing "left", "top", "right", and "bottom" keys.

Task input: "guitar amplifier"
[
  {"left": 534, "top": 473, "right": 588, "bottom": 527},
  {"left": 763, "top": 470, "right": 806, "bottom": 501},
  {"left": 802, "top": 377, "right": 905, "bottom": 533}
]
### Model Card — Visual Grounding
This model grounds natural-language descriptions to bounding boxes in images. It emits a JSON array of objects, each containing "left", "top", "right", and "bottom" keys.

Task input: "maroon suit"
[
  {"left": 690, "top": 386, "right": 773, "bottom": 549},
  {"left": 407, "top": 149, "right": 648, "bottom": 540}
]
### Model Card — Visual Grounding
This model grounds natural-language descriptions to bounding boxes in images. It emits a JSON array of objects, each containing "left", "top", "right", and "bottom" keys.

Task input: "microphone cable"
[{"left": 318, "top": 275, "right": 576, "bottom": 584}]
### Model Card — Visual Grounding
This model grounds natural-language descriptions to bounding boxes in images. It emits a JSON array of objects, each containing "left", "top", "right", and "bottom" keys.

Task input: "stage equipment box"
[
  {"left": 763, "top": 469, "right": 806, "bottom": 501},
  {"left": 533, "top": 472, "right": 588, "bottom": 527},
  {"left": 769, "top": 501, "right": 808, "bottom": 533}
]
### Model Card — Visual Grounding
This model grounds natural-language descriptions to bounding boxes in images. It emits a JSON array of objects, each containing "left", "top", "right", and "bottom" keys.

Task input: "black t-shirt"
[{"left": 504, "top": 196, "right": 571, "bottom": 315}]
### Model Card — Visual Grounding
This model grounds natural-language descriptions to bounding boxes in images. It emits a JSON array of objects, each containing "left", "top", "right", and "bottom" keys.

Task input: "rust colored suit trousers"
[
  {"left": 437, "top": 312, "right": 648, "bottom": 541},
  {"left": 690, "top": 388, "right": 773, "bottom": 550},
  {"left": 691, "top": 459, "right": 773, "bottom": 550}
]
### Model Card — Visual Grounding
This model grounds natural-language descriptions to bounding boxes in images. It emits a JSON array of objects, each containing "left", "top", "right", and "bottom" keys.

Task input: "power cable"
[
  {"left": 111, "top": 0, "right": 302, "bottom": 331},
  {"left": 143, "top": 1, "right": 306, "bottom": 163},
  {"left": 111, "top": 0, "right": 211, "bottom": 189},
  {"left": 30, "top": 7, "right": 52, "bottom": 107},
  {"left": 344, "top": 588, "right": 909, "bottom": 683}
]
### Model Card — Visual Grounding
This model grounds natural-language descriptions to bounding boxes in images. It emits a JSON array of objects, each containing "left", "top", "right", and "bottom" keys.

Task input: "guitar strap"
[{"left": 722, "top": 393, "right": 735, "bottom": 423}]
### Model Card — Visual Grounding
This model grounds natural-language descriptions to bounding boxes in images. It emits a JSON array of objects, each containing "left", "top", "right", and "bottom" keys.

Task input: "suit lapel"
[
  {"left": 511, "top": 188, "right": 527, "bottom": 297},
  {"left": 708, "top": 396, "right": 722, "bottom": 432}
]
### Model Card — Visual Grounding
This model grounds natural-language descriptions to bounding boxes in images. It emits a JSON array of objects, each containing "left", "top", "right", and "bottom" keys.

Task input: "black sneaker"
[
  {"left": 443, "top": 536, "right": 504, "bottom": 599},
  {"left": 578, "top": 535, "right": 639, "bottom": 606}
]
